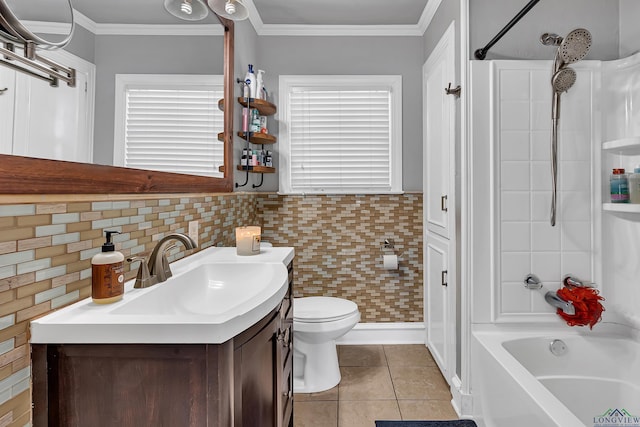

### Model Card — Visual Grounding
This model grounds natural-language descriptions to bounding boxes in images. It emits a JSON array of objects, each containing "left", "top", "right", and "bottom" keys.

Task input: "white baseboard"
[{"left": 336, "top": 322, "right": 426, "bottom": 345}]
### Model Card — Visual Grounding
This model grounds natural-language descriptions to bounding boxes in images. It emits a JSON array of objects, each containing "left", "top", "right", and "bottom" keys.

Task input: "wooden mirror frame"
[{"left": 0, "top": 16, "right": 234, "bottom": 194}]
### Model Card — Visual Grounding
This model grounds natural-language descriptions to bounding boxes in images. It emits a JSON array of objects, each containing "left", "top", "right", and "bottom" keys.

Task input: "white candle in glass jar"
[{"left": 235, "top": 226, "right": 261, "bottom": 256}]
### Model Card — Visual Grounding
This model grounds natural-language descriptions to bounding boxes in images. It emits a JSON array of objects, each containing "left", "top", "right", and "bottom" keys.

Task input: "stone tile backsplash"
[
  {"left": 0, "top": 191, "right": 422, "bottom": 424},
  {"left": 258, "top": 193, "right": 423, "bottom": 322}
]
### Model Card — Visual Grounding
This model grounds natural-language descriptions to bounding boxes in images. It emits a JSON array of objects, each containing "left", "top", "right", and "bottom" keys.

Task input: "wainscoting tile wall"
[
  {"left": 258, "top": 193, "right": 423, "bottom": 322},
  {"left": 0, "top": 191, "right": 422, "bottom": 424},
  {"left": 0, "top": 193, "right": 258, "bottom": 426}
]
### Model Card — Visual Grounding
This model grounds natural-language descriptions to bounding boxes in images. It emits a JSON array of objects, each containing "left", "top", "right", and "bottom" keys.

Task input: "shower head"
[
  {"left": 551, "top": 67, "right": 576, "bottom": 121},
  {"left": 558, "top": 28, "right": 592, "bottom": 64},
  {"left": 552, "top": 67, "right": 577, "bottom": 93},
  {"left": 540, "top": 33, "right": 563, "bottom": 46}
]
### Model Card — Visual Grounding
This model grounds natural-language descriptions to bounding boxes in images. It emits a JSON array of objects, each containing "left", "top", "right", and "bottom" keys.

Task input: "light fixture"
[
  {"left": 208, "top": 0, "right": 249, "bottom": 21},
  {"left": 164, "top": 0, "right": 209, "bottom": 21}
]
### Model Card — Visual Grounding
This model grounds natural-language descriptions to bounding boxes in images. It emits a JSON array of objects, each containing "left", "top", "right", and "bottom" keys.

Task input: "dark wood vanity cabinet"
[{"left": 31, "top": 261, "right": 294, "bottom": 427}]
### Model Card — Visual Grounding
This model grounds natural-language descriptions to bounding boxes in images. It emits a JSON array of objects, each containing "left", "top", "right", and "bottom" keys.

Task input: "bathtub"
[{"left": 471, "top": 324, "right": 640, "bottom": 427}]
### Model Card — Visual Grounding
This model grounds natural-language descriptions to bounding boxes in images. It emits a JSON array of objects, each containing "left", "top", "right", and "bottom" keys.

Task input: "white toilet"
[{"left": 293, "top": 296, "right": 360, "bottom": 393}]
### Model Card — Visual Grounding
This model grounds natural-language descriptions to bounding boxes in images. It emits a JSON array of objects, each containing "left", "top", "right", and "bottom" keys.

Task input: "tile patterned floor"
[{"left": 293, "top": 345, "right": 458, "bottom": 427}]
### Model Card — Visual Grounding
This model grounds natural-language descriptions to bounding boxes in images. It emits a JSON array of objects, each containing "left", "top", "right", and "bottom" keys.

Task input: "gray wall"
[
  {"left": 619, "top": 0, "right": 640, "bottom": 57},
  {"left": 255, "top": 35, "right": 424, "bottom": 192},
  {"left": 92, "top": 34, "right": 224, "bottom": 165},
  {"left": 469, "top": 0, "right": 619, "bottom": 60},
  {"left": 63, "top": 24, "right": 95, "bottom": 63}
]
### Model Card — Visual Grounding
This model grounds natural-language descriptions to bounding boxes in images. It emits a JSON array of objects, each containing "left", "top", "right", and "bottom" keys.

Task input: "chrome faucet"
[
  {"left": 128, "top": 233, "right": 197, "bottom": 288},
  {"left": 544, "top": 291, "right": 575, "bottom": 316}
]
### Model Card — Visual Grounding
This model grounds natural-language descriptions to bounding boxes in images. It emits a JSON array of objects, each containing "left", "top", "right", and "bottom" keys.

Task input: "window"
[
  {"left": 279, "top": 75, "right": 402, "bottom": 194},
  {"left": 114, "top": 74, "right": 224, "bottom": 178}
]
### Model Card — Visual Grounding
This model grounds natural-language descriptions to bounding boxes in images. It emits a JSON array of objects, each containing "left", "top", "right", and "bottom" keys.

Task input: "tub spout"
[{"left": 545, "top": 291, "right": 575, "bottom": 316}]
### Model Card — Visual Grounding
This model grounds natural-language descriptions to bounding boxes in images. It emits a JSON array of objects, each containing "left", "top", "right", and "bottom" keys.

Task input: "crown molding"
[
  {"left": 61, "top": 1, "right": 437, "bottom": 38},
  {"left": 72, "top": 10, "right": 223, "bottom": 36},
  {"left": 243, "top": 0, "right": 437, "bottom": 37},
  {"left": 417, "top": 0, "right": 443, "bottom": 35},
  {"left": 256, "top": 24, "right": 424, "bottom": 37}
]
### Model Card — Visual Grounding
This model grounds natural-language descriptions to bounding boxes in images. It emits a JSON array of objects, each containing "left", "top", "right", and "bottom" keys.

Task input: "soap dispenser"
[{"left": 91, "top": 230, "right": 125, "bottom": 304}]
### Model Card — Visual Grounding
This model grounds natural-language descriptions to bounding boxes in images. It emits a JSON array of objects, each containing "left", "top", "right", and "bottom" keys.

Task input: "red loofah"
[{"left": 556, "top": 286, "right": 605, "bottom": 329}]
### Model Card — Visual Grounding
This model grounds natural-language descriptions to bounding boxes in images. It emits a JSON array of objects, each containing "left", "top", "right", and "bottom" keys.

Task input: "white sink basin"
[
  {"left": 30, "top": 246, "right": 294, "bottom": 344},
  {"left": 113, "top": 262, "right": 284, "bottom": 317}
]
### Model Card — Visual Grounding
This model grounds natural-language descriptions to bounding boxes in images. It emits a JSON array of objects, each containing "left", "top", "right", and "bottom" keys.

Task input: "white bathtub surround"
[
  {"left": 471, "top": 323, "right": 640, "bottom": 427},
  {"left": 470, "top": 59, "right": 601, "bottom": 325},
  {"left": 468, "top": 53, "right": 640, "bottom": 425}
]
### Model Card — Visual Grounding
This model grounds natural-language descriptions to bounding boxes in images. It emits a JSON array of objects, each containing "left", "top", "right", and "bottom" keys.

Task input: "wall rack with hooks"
[{"left": 234, "top": 95, "right": 278, "bottom": 189}]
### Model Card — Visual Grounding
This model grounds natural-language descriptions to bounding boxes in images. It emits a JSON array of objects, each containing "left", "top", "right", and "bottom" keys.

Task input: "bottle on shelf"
[
  {"left": 629, "top": 166, "right": 640, "bottom": 204},
  {"left": 610, "top": 168, "right": 630, "bottom": 203},
  {"left": 244, "top": 64, "right": 256, "bottom": 99},
  {"left": 256, "top": 69, "right": 265, "bottom": 100}
]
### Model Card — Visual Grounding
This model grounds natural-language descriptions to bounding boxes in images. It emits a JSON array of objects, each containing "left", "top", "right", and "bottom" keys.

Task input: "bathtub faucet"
[{"left": 544, "top": 291, "right": 576, "bottom": 316}]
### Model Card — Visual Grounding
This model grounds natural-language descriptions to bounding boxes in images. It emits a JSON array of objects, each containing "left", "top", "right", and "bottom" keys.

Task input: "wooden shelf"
[
  {"left": 603, "top": 203, "right": 640, "bottom": 213},
  {"left": 602, "top": 136, "right": 640, "bottom": 155},
  {"left": 236, "top": 165, "right": 276, "bottom": 174},
  {"left": 218, "top": 98, "right": 277, "bottom": 116},
  {"left": 237, "top": 132, "right": 276, "bottom": 144},
  {"left": 237, "top": 97, "right": 277, "bottom": 116},
  {"left": 218, "top": 132, "right": 277, "bottom": 144}
]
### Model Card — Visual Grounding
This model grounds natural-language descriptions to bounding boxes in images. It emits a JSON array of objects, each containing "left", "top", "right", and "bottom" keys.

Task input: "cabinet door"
[
  {"left": 237, "top": 314, "right": 279, "bottom": 427},
  {"left": 423, "top": 25, "right": 456, "bottom": 239},
  {"left": 425, "top": 233, "right": 450, "bottom": 379},
  {"left": 0, "top": 67, "right": 15, "bottom": 154}
]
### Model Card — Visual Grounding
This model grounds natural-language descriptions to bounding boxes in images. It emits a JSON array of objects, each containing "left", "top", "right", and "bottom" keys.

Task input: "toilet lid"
[{"left": 294, "top": 297, "right": 359, "bottom": 323}]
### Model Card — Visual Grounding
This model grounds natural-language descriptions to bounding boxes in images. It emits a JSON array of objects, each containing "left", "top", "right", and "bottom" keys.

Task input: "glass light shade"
[
  {"left": 208, "top": 0, "right": 249, "bottom": 21},
  {"left": 164, "top": 0, "right": 209, "bottom": 21}
]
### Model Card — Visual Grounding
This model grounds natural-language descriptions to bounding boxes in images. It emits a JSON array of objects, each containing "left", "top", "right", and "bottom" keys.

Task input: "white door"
[
  {"left": 423, "top": 22, "right": 457, "bottom": 385},
  {"left": 425, "top": 233, "right": 449, "bottom": 376},
  {"left": 424, "top": 25, "right": 456, "bottom": 239},
  {"left": 12, "top": 50, "right": 95, "bottom": 163},
  {"left": 0, "top": 67, "right": 16, "bottom": 154}
]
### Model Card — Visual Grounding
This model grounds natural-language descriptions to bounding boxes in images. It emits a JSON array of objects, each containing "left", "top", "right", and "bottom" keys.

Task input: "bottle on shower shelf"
[
  {"left": 610, "top": 168, "right": 630, "bottom": 203},
  {"left": 628, "top": 166, "right": 640, "bottom": 204}
]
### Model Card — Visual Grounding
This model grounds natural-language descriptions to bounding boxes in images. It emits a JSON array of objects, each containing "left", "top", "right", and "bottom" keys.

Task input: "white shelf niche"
[{"left": 602, "top": 136, "right": 640, "bottom": 155}]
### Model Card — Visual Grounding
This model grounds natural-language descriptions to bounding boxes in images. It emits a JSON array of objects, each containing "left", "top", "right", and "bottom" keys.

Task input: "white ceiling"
[{"left": 70, "top": 0, "right": 439, "bottom": 36}]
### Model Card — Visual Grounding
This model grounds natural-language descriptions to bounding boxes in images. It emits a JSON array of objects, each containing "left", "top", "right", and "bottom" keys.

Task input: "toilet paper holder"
[{"left": 380, "top": 239, "right": 404, "bottom": 259}]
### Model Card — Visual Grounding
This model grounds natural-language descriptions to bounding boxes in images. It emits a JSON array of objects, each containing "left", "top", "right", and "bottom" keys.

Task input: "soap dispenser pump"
[{"left": 91, "top": 230, "right": 125, "bottom": 304}]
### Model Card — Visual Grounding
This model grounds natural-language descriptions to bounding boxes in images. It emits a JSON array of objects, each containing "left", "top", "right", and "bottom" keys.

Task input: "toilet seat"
[{"left": 294, "top": 297, "right": 359, "bottom": 323}]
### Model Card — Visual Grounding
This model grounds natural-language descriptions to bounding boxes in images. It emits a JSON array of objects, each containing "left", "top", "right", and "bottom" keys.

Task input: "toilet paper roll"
[{"left": 382, "top": 254, "right": 399, "bottom": 270}]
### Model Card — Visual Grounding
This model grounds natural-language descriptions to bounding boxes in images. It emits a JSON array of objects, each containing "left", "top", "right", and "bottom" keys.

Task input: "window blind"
[
  {"left": 124, "top": 87, "right": 223, "bottom": 177},
  {"left": 287, "top": 87, "right": 395, "bottom": 193}
]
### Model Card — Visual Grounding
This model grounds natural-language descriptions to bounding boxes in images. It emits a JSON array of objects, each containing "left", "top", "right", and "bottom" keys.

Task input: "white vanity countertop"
[{"left": 30, "top": 246, "right": 294, "bottom": 344}]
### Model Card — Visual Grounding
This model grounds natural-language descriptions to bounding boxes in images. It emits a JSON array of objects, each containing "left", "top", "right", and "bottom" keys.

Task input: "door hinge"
[{"left": 441, "top": 270, "right": 448, "bottom": 287}]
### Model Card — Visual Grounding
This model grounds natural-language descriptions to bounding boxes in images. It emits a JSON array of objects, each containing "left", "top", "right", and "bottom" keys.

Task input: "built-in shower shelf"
[
  {"left": 603, "top": 203, "right": 640, "bottom": 213},
  {"left": 602, "top": 137, "right": 640, "bottom": 155}
]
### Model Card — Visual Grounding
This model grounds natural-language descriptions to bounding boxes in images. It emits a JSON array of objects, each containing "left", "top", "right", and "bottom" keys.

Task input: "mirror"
[
  {"left": 0, "top": 3, "right": 234, "bottom": 194},
  {"left": 0, "top": 0, "right": 73, "bottom": 48}
]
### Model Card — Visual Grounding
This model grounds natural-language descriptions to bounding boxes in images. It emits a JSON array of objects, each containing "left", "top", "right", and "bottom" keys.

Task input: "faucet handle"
[
  {"left": 128, "top": 256, "right": 155, "bottom": 289},
  {"left": 563, "top": 274, "right": 592, "bottom": 288},
  {"left": 524, "top": 273, "right": 542, "bottom": 289}
]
